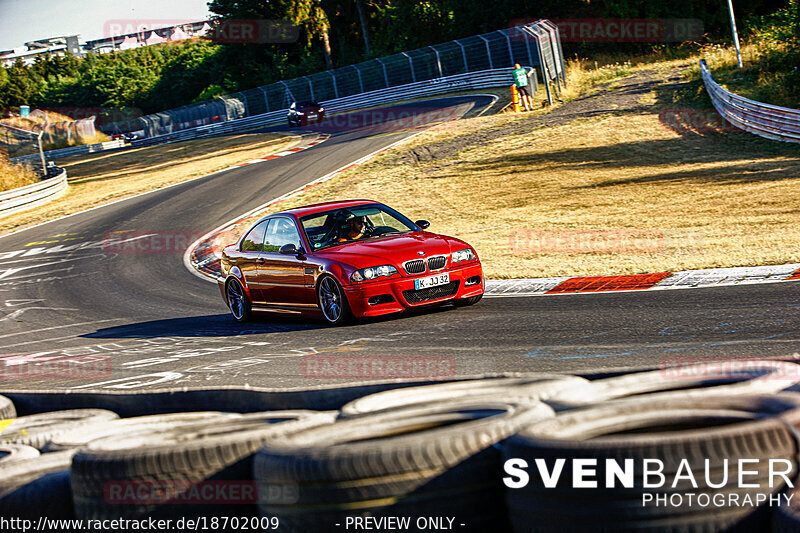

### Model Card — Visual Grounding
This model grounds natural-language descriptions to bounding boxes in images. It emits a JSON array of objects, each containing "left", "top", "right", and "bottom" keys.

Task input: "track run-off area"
[{"left": 0, "top": 95, "right": 799, "bottom": 393}]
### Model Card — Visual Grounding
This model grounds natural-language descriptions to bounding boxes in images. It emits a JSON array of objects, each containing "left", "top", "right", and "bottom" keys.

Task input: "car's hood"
[{"left": 314, "top": 231, "right": 470, "bottom": 272}]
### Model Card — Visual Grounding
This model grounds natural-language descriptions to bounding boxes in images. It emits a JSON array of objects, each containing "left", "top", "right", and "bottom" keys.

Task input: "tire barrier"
[
  {"left": 0, "top": 450, "right": 77, "bottom": 520},
  {"left": 503, "top": 394, "right": 800, "bottom": 532},
  {"left": 0, "top": 444, "right": 40, "bottom": 464},
  {"left": 2, "top": 361, "right": 800, "bottom": 529},
  {"left": 71, "top": 410, "right": 337, "bottom": 519},
  {"left": 254, "top": 401, "right": 554, "bottom": 532},
  {"left": 545, "top": 360, "right": 800, "bottom": 411},
  {"left": 0, "top": 394, "right": 16, "bottom": 419},
  {"left": 43, "top": 411, "right": 240, "bottom": 452},
  {"left": 0, "top": 409, "right": 119, "bottom": 450},
  {"left": 339, "top": 374, "right": 588, "bottom": 418}
]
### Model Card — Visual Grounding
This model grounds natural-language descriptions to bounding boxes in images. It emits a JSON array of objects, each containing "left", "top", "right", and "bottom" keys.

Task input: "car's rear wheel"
[
  {"left": 453, "top": 294, "right": 482, "bottom": 307},
  {"left": 317, "top": 275, "right": 351, "bottom": 326},
  {"left": 226, "top": 278, "right": 251, "bottom": 322}
]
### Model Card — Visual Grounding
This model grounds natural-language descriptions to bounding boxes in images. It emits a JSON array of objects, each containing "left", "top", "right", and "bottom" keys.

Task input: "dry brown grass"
[
  {"left": 262, "top": 67, "right": 800, "bottom": 279},
  {"left": 0, "top": 156, "right": 39, "bottom": 192},
  {"left": 0, "top": 133, "right": 297, "bottom": 234}
]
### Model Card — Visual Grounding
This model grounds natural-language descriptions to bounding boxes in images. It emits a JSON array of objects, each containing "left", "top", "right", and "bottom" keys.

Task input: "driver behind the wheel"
[{"left": 338, "top": 215, "right": 368, "bottom": 242}]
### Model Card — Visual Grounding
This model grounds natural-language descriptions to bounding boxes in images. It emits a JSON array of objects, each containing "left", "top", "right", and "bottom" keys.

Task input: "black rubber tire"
[
  {"left": 71, "top": 410, "right": 336, "bottom": 519},
  {"left": 0, "top": 444, "right": 39, "bottom": 464},
  {"left": 503, "top": 394, "right": 800, "bottom": 533},
  {"left": 0, "top": 395, "right": 15, "bottom": 419},
  {"left": 545, "top": 359, "right": 800, "bottom": 411},
  {"left": 254, "top": 401, "right": 554, "bottom": 532},
  {"left": 774, "top": 485, "right": 800, "bottom": 532},
  {"left": 0, "top": 450, "right": 76, "bottom": 520},
  {"left": 226, "top": 277, "right": 252, "bottom": 323},
  {"left": 453, "top": 294, "right": 482, "bottom": 307},
  {"left": 339, "top": 374, "right": 588, "bottom": 418},
  {"left": 316, "top": 275, "right": 352, "bottom": 326},
  {"left": 0, "top": 409, "right": 118, "bottom": 450},
  {"left": 44, "top": 411, "right": 238, "bottom": 451}
]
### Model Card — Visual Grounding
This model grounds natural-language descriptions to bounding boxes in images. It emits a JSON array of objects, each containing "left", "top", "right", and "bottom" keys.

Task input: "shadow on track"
[{"left": 82, "top": 314, "right": 324, "bottom": 339}]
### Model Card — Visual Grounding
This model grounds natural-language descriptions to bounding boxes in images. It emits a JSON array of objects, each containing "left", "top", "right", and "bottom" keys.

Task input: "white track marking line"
[{"left": 0, "top": 318, "right": 121, "bottom": 340}]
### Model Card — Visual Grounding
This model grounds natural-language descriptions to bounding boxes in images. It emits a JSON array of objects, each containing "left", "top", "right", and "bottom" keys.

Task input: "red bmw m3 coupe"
[{"left": 218, "top": 200, "right": 484, "bottom": 325}]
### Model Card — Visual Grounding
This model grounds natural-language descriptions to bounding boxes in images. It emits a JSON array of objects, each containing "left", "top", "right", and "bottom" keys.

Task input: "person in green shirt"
[{"left": 513, "top": 63, "right": 533, "bottom": 111}]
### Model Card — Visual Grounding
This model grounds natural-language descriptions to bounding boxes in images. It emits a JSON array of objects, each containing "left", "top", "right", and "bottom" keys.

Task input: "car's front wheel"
[
  {"left": 226, "top": 278, "right": 251, "bottom": 322},
  {"left": 317, "top": 275, "right": 351, "bottom": 326}
]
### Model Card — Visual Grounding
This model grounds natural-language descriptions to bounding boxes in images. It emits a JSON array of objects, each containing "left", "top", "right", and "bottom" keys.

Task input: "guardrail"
[
  {"left": 11, "top": 139, "right": 126, "bottom": 164},
  {"left": 0, "top": 168, "right": 68, "bottom": 218},
  {"left": 131, "top": 67, "right": 535, "bottom": 148},
  {"left": 700, "top": 59, "right": 800, "bottom": 143}
]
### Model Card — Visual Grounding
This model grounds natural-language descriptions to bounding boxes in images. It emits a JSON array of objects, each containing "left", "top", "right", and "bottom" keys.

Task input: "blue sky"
[{"left": 0, "top": 0, "right": 211, "bottom": 50}]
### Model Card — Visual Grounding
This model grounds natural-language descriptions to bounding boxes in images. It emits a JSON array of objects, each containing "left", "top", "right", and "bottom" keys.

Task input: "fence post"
[
  {"left": 376, "top": 58, "right": 389, "bottom": 88},
  {"left": 477, "top": 34, "right": 493, "bottom": 69},
  {"left": 430, "top": 46, "right": 443, "bottom": 77},
  {"left": 258, "top": 87, "right": 271, "bottom": 112},
  {"left": 237, "top": 92, "right": 249, "bottom": 117},
  {"left": 401, "top": 52, "right": 416, "bottom": 82},
  {"left": 524, "top": 26, "right": 552, "bottom": 106},
  {"left": 353, "top": 65, "right": 365, "bottom": 93},
  {"left": 280, "top": 81, "right": 294, "bottom": 108},
  {"left": 305, "top": 76, "right": 315, "bottom": 101},
  {"left": 329, "top": 71, "right": 339, "bottom": 98},
  {"left": 454, "top": 39, "right": 469, "bottom": 73},
  {"left": 502, "top": 30, "right": 515, "bottom": 66},
  {"left": 520, "top": 27, "right": 535, "bottom": 71},
  {"left": 37, "top": 131, "right": 46, "bottom": 174}
]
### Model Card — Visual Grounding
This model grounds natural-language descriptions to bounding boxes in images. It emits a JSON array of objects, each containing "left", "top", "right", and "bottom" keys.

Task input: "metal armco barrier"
[
  {"left": 131, "top": 66, "right": 537, "bottom": 148},
  {"left": 11, "top": 139, "right": 126, "bottom": 163},
  {"left": 700, "top": 59, "right": 800, "bottom": 143},
  {"left": 0, "top": 168, "right": 68, "bottom": 218},
  {"left": 110, "top": 19, "right": 563, "bottom": 140}
]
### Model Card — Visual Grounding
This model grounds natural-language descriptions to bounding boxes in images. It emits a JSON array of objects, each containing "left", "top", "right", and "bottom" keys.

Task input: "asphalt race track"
[{"left": 0, "top": 95, "right": 798, "bottom": 392}]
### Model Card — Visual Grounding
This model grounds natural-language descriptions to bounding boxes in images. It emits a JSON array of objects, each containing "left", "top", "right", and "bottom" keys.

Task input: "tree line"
[{"left": 0, "top": 0, "right": 794, "bottom": 118}]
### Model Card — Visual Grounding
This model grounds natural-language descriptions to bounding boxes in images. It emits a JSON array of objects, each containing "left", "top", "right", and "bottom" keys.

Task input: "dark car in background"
[{"left": 288, "top": 101, "right": 325, "bottom": 127}]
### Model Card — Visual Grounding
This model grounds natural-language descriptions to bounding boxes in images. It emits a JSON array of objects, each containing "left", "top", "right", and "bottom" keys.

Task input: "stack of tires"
[{"left": 3, "top": 359, "right": 800, "bottom": 532}]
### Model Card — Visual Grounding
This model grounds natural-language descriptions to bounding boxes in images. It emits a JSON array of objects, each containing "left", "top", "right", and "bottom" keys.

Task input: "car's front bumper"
[{"left": 343, "top": 262, "right": 484, "bottom": 318}]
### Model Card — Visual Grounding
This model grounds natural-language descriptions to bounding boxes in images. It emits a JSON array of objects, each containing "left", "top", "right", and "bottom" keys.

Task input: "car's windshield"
[{"left": 300, "top": 204, "right": 418, "bottom": 251}]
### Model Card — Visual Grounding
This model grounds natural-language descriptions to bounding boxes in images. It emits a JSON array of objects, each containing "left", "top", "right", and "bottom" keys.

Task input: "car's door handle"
[{"left": 256, "top": 257, "right": 266, "bottom": 264}]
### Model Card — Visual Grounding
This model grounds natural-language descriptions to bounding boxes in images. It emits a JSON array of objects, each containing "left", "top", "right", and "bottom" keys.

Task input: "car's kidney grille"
[
  {"left": 427, "top": 256, "right": 447, "bottom": 270},
  {"left": 403, "top": 281, "right": 460, "bottom": 304},
  {"left": 404, "top": 259, "right": 426, "bottom": 275}
]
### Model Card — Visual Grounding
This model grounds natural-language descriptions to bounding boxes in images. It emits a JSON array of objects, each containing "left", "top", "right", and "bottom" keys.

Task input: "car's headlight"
[
  {"left": 451, "top": 248, "right": 476, "bottom": 264},
  {"left": 296, "top": 111, "right": 305, "bottom": 115},
  {"left": 318, "top": 107, "right": 324, "bottom": 112},
  {"left": 351, "top": 265, "right": 397, "bottom": 282}
]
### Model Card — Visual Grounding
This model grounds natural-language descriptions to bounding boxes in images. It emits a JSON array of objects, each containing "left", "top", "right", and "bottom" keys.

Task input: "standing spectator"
[{"left": 513, "top": 63, "right": 533, "bottom": 111}]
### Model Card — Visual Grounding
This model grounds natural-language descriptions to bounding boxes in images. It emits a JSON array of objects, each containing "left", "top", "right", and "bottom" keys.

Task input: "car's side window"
[
  {"left": 264, "top": 218, "right": 302, "bottom": 253},
  {"left": 241, "top": 220, "right": 269, "bottom": 252}
]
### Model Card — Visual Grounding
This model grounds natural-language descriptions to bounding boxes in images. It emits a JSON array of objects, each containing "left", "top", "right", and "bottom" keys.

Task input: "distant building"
[
  {"left": 0, "top": 35, "right": 82, "bottom": 66},
  {"left": 0, "top": 21, "right": 212, "bottom": 67},
  {"left": 83, "top": 21, "right": 211, "bottom": 54}
]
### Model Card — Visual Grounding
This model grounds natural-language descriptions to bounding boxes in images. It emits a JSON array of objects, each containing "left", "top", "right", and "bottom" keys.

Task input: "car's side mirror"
[
  {"left": 415, "top": 220, "right": 430, "bottom": 230},
  {"left": 279, "top": 243, "right": 301, "bottom": 255}
]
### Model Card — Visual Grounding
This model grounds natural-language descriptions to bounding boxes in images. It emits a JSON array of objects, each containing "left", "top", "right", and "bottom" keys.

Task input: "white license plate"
[{"left": 415, "top": 272, "right": 450, "bottom": 290}]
